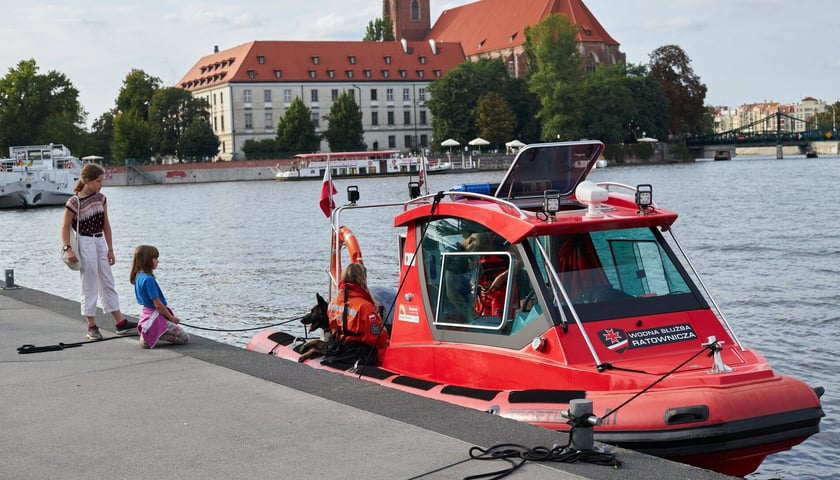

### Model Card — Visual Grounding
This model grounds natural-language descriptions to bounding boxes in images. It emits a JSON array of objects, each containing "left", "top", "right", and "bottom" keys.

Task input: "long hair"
[
  {"left": 342, "top": 262, "right": 368, "bottom": 291},
  {"left": 73, "top": 163, "right": 106, "bottom": 193},
  {"left": 130, "top": 245, "right": 159, "bottom": 284}
]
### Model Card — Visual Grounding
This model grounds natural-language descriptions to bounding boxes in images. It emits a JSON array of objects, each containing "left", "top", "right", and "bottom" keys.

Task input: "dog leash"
[{"left": 17, "top": 336, "right": 122, "bottom": 354}]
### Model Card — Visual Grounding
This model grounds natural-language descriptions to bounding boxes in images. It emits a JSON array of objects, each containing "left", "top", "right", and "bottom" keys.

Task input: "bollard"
[
  {"left": 4, "top": 269, "right": 20, "bottom": 290},
  {"left": 564, "top": 398, "right": 599, "bottom": 451}
]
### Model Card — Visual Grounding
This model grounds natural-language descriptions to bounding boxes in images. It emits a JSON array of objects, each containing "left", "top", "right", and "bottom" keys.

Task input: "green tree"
[
  {"left": 115, "top": 69, "right": 161, "bottom": 120},
  {"left": 0, "top": 59, "right": 85, "bottom": 152},
  {"left": 623, "top": 64, "right": 669, "bottom": 142},
  {"left": 242, "top": 138, "right": 280, "bottom": 160},
  {"left": 427, "top": 59, "right": 513, "bottom": 146},
  {"left": 277, "top": 97, "right": 320, "bottom": 154},
  {"left": 177, "top": 119, "right": 219, "bottom": 162},
  {"left": 149, "top": 87, "right": 210, "bottom": 159},
  {"left": 575, "top": 63, "right": 668, "bottom": 144},
  {"left": 323, "top": 90, "right": 366, "bottom": 152},
  {"left": 112, "top": 69, "right": 161, "bottom": 162},
  {"left": 363, "top": 13, "right": 395, "bottom": 41},
  {"left": 648, "top": 45, "right": 707, "bottom": 137},
  {"left": 112, "top": 111, "right": 154, "bottom": 163},
  {"left": 474, "top": 92, "right": 515, "bottom": 148},
  {"left": 525, "top": 13, "right": 585, "bottom": 141},
  {"left": 89, "top": 110, "right": 116, "bottom": 161}
]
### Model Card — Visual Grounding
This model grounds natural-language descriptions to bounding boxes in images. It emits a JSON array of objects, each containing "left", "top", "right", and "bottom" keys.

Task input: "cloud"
[{"left": 162, "top": 8, "right": 266, "bottom": 30}]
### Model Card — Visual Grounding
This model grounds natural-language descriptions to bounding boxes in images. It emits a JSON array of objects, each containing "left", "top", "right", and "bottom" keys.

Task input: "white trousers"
[{"left": 77, "top": 235, "right": 121, "bottom": 317}]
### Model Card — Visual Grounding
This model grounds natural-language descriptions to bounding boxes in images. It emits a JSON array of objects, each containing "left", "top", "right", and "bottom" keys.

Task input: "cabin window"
[
  {"left": 420, "top": 218, "right": 540, "bottom": 336},
  {"left": 529, "top": 227, "right": 705, "bottom": 323}
]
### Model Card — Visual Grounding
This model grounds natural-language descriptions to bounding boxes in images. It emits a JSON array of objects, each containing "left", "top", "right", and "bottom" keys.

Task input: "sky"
[{"left": 1, "top": 0, "right": 837, "bottom": 127}]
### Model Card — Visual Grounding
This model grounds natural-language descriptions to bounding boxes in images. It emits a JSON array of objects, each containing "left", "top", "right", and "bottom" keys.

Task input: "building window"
[
  {"left": 420, "top": 134, "right": 428, "bottom": 147},
  {"left": 311, "top": 112, "right": 320, "bottom": 127},
  {"left": 327, "top": 70, "right": 335, "bottom": 78},
  {"left": 331, "top": 89, "right": 339, "bottom": 101},
  {"left": 265, "top": 112, "right": 273, "bottom": 129},
  {"left": 384, "top": 56, "right": 392, "bottom": 64},
  {"left": 312, "top": 56, "right": 320, "bottom": 65},
  {"left": 220, "top": 92, "right": 223, "bottom": 105},
  {"left": 311, "top": 89, "right": 319, "bottom": 102},
  {"left": 586, "top": 54, "right": 597, "bottom": 73},
  {"left": 418, "top": 88, "right": 426, "bottom": 101},
  {"left": 371, "top": 111, "right": 379, "bottom": 126},
  {"left": 382, "top": 70, "right": 389, "bottom": 78},
  {"left": 404, "top": 111, "right": 411, "bottom": 125},
  {"left": 411, "top": 0, "right": 420, "bottom": 20},
  {"left": 388, "top": 135, "right": 396, "bottom": 148},
  {"left": 405, "top": 135, "right": 413, "bottom": 149},
  {"left": 370, "top": 89, "right": 378, "bottom": 101},
  {"left": 346, "top": 70, "right": 353, "bottom": 78},
  {"left": 243, "top": 89, "right": 252, "bottom": 103},
  {"left": 402, "top": 88, "right": 410, "bottom": 101},
  {"left": 434, "top": 70, "right": 441, "bottom": 77},
  {"left": 247, "top": 70, "right": 256, "bottom": 79},
  {"left": 284, "top": 89, "right": 292, "bottom": 103},
  {"left": 387, "top": 111, "right": 395, "bottom": 126},
  {"left": 264, "top": 89, "right": 271, "bottom": 103},
  {"left": 309, "top": 70, "right": 316, "bottom": 78},
  {"left": 386, "top": 88, "right": 394, "bottom": 101},
  {"left": 221, "top": 116, "right": 224, "bottom": 131},
  {"left": 364, "top": 69, "right": 372, "bottom": 78},
  {"left": 257, "top": 55, "right": 265, "bottom": 64},
  {"left": 399, "top": 69, "right": 407, "bottom": 78},
  {"left": 274, "top": 69, "right": 282, "bottom": 78},
  {"left": 244, "top": 113, "right": 253, "bottom": 130},
  {"left": 419, "top": 56, "right": 426, "bottom": 64},
  {"left": 348, "top": 56, "right": 356, "bottom": 64},
  {"left": 420, "top": 110, "right": 427, "bottom": 125},
  {"left": 417, "top": 70, "right": 424, "bottom": 78}
]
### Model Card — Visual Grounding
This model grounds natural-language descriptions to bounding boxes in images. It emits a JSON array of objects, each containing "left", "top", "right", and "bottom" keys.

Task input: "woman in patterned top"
[{"left": 60, "top": 163, "right": 137, "bottom": 340}]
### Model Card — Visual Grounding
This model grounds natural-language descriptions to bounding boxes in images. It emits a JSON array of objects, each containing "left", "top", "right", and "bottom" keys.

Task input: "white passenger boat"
[
  {"left": 272, "top": 150, "right": 448, "bottom": 181},
  {"left": 0, "top": 144, "right": 82, "bottom": 208}
]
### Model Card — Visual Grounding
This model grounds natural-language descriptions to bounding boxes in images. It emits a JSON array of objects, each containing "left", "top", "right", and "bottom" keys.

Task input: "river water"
[{"left": 2, "top": 154, "right": 837, "bottom": 479}]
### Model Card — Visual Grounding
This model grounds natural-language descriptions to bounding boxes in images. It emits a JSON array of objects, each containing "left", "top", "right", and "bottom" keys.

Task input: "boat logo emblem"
[{"left": 598, "top": 323, "right": 698, "bottom": 354}]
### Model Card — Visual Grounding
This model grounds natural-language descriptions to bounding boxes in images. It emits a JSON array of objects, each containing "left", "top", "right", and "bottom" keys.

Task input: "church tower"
[{"left": 383, "top": 0, "right": 431, "bottom": 41}]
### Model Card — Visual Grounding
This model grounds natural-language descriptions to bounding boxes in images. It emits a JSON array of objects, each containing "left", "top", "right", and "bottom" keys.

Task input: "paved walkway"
[{"left": 0, "top": 287, "right": 733, "bottom": 480}]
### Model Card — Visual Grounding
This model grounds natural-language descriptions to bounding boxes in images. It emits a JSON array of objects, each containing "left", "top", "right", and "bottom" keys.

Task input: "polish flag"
[{"left": 319, "top": 167, "right": 337, "bottom": 217}]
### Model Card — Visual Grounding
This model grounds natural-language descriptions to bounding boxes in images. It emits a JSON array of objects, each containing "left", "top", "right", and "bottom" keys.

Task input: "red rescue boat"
[{"left": 249, "top": 140, "right": 823, "bottom": 477}]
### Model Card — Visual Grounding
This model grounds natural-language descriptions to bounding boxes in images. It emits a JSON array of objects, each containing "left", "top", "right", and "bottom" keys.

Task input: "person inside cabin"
[
  {"left": 325, "top": 263, "right": 388, "bottom": 367},
  {"left": 442, "top": 230, "right": 519, "bottom": 322}
]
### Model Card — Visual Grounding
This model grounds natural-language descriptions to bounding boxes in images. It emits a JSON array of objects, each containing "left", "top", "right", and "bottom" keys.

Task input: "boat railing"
[
  {"left": 665, "top": 227, "right": 745, "bottom": 351},
  {"left": 532, "top": 239, "right": 605, "bottom": 367}
]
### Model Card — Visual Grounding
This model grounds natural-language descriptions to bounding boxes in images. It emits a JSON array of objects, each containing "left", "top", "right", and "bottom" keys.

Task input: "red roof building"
[
  {"left": 178, "top": 40, "right": 465, "bottom": 160},
  {"left": 387, "top": 0, "right": 625, "bottom": 77},
  {"left": 177, "top": 1, "right": 623, "bottom": 160}
]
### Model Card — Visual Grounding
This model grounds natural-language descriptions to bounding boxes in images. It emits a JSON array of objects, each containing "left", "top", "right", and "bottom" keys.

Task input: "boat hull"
[
  {"left": 247, "top": 330, "right": 823, "bottom": 477},
  {"left": 0, "top": 178, "right": 75, "bottom": 208}
]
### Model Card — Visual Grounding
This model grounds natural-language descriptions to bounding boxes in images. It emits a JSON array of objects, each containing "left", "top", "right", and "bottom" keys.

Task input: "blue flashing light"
[{"left": 450, "top": 183, "right": 494, "bottom": 195}]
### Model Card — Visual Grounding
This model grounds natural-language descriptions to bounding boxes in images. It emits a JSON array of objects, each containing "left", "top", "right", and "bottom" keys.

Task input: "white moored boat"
[
  {"left": 0, "top": 144, "right": 82, "bottom": 208},
  {"left": 272, "top": 150, "right": 448, "bottom": 181}
]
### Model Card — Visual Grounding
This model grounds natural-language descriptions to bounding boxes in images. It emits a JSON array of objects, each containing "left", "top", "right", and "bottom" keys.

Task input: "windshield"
[{"left": 529, "top": 227, "right": 707, "bottom": 322}]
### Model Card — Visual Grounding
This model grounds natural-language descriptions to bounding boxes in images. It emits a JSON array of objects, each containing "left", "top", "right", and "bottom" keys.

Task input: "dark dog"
[{"left": 298, "top": 293, "right": 330, "bottom": 362}]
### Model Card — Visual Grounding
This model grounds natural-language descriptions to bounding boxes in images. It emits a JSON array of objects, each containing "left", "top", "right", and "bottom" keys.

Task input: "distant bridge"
[{"left": 686, "top": 110, "right": 835, "bottom": 158}]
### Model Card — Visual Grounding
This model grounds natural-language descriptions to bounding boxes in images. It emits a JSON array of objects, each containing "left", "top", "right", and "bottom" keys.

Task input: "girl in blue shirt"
[{"left": 130, "top": 245, "right": 190, "bottom": 348}]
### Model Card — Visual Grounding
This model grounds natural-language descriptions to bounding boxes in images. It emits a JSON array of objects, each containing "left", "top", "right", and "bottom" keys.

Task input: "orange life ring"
[{"left": 330, "top": 225, "right": 364, "bottom": 282}]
